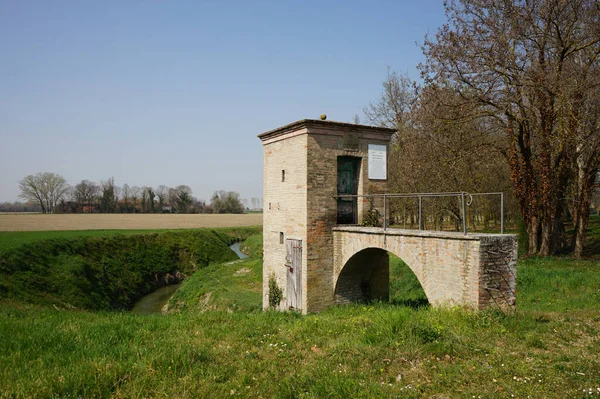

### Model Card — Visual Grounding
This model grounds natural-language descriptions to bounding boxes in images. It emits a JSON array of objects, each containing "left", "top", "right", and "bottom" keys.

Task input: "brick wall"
[
  {"left": 478, "top": 235, "right": 518, "bottom": 311},
  {"left": 304, "top": 129, "right": 392, "bottom": 312},
  {"left": 333, "top": 227, "right": 517, "bottom": 311},
  {"left": 261, "top": 132, "right": 308, "bottom": 311}
]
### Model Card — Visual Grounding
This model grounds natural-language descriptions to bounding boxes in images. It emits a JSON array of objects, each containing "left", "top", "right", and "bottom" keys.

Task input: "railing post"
[
  {"left": 500, "top": 192, "right": 504, "bottom": 234},
  {"left": 383, "top": 194, "right": 387, "bottom": 232},
  {"left": 461, "top": 192, "right": 467, "bottom": 235},
  {"left": 418, "top": 196, "right": 423, "bottom": 230}
]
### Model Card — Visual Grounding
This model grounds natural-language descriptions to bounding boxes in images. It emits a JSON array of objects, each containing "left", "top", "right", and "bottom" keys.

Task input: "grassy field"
[
  {"left": 0, "top": 218, "right": 599, "bottom": 397},
  {"left": 0, "top": 213, "right": 263, "bottom": 231}
]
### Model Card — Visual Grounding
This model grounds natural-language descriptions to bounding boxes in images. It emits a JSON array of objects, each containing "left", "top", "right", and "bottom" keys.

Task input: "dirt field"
[{"left": 0, "top": 213, "right": 263, "bottom": 231}]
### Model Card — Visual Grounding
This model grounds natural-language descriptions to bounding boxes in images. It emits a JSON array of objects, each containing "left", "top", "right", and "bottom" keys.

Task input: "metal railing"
[{"left": 335, "top": 191, "right": 505, "bottom": 235}]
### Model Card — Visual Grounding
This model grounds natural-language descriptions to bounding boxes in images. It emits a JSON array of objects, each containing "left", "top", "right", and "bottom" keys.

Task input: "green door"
[{"left": 337, "top": 157, "right": 360, "bottom": 224}]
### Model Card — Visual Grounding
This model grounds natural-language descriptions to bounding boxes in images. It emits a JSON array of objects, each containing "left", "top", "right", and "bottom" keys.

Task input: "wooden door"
[
  {"left": 337, "top": 157, "right": 360, "bottom": 224},
  {"left": 285, "top": 239, "right": 302, "bottom": 310}
]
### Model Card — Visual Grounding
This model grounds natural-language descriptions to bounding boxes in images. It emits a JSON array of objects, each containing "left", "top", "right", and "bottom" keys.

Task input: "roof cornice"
[{"left": 258, "top": 119, "right": 396, "bottom": 142}]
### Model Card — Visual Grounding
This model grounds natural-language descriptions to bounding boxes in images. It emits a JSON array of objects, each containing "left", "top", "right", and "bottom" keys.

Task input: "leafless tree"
[
  {"left": 364, "top": 70, "right": 515, "bottom": 231},
  {"left": 18, "top": 172, "right": 70, "bottom": 213},
  {"left": 363, "top": 68, "right": 416, "bottom": 133},
  {"left": 73, "top": 180, "right": 99, "bottom": 212},
  {"left": 121, "top": 184, "right": 131, "bottom": 205},
  {"left": 211, "top": 190, "right": 245, "bottom": 214},
  {"left": 155, "top": 185, "right": 168, "bottom": 212},
  {"left": 130, "top": 186, "right": 141, "bottom": 212},
  {"left": 420, "top": 0, "right": 600, "bottom": 256}
]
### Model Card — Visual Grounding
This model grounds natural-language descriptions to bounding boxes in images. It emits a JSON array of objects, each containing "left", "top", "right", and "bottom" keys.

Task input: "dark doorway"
[{"left": 337, "top": 156, "right": 361, "bottom": 224}]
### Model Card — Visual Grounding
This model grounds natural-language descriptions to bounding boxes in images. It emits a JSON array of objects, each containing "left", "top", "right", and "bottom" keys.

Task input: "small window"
[
  {"left": 282, "top": 170, "right": 286, "bottom": 182},
  {"left": 268, "top": 202, "right": 271, "bottom": 210},
  {"left": 280, "top": 232, "right": 284, "bottom": 244}
]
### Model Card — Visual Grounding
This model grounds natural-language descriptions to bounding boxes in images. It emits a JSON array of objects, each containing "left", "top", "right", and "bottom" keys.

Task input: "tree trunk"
[
  {"left": 572, "top": 169, "right": 596, "bottom": 258},
  {"left": 539, "top": 219, "right": 552, "bottom": 257},
  {"left": 550, "top": 212, "right": 566, "bottom": 254},
  {"left": 573, "top": 211, "right": 589, "bottom": 258},
  {"left": 527, "top": 216, "right": 540, "bottom": 256}
]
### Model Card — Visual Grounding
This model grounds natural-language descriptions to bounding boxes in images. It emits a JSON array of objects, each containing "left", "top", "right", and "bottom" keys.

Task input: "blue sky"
[{"left": 0, "top": 0, "right": 446, "bottom": 204}]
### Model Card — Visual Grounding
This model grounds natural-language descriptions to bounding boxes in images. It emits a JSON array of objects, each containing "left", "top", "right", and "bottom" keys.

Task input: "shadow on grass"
[{"left": 389, "top": 297, "right": 430, "bottom": 309}]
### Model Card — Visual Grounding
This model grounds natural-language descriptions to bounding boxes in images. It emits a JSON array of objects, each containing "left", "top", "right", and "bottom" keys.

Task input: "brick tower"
[{"left": 258, "top": 119, "right": 396, "bottom": 313}]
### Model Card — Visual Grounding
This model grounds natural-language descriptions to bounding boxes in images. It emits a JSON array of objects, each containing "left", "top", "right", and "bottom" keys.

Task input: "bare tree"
[
  {"left": 167, "top": 187, "right": 178, "bottom": 210},
  {"left": 73, "top": 180, "right": 99, "bottom": 212},
  {"left": 363, "top": 68, "right": 416, "bottom": 133},
  {"left": 155, "top": 185, "right": 169, "bottom": 212},
  {"left": 420, "top": 0, "right": 600, "bottom": 256},
  {"left": 367, "top": 80, "right": 514, "bottom": 231},
  {"left": 18, "top": 172, "right": 70, "bottom": 214},
  {"left": 121, "top": 184, "right": 130, "bottom": 205},
  {"left": 130, "top": 186, "right": 141, "bottom": 212},
  {"left": 211, "top": 190, "right": 245, "bottom": 214},
  {"left": 571, "top": 92, "right": 600, "bottom": 256}
]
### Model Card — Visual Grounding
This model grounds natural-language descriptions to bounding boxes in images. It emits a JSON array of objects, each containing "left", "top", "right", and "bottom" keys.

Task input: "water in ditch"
[{"left": 130, "top": 242, "right": 247, "bottom": 314}]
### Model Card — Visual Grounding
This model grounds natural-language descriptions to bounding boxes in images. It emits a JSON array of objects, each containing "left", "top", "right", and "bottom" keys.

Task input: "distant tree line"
[
  {"left": 12, "top": 172, "right": 256, "bottom": 215},
  {"left": 0, "top": 201, "right": 43, "bottom": 213}
]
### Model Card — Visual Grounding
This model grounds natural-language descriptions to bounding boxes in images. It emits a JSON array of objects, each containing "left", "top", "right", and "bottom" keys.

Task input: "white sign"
[{"left": 368, "top": 144, "right": 387, "bottom": 180}]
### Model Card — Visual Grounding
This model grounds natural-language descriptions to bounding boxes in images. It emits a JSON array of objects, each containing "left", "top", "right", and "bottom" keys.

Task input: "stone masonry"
[
  {"left": 333, "top": 227, "right": 517, "bottom": 311},
  {"left": 259, "top": 119, "right": 395, "bottom": 313},
  {"left": 259, "top": 119, "right": 517, "bottom": 314}
]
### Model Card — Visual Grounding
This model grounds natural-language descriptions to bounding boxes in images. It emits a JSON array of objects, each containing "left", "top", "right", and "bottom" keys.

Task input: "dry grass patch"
[{"left": 0, "top": 213, "right": 262, "bottom": 231}]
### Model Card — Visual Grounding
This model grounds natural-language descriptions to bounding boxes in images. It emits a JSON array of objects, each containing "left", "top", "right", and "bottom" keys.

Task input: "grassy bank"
[
  {"left": 0, "top": 227, "right": 260, "bottom": 310},
  {"left": 1, "top": 255, "right": 599, "bottom": 398},
  {"left": 0, "top": 222, "right": 599, "bottom": 397}
]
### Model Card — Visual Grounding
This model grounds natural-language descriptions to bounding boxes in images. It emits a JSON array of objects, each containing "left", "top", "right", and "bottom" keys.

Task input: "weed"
[{"left": 268, "top": 273, "right": 284, "bottom": 309}]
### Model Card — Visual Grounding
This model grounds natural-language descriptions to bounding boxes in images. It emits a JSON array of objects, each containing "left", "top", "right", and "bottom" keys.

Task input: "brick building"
[{"left": 258, "top": 119, "right": 396, "bottom": 313}]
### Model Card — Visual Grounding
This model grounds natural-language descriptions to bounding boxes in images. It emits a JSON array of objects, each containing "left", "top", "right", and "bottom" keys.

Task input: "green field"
[{"left": 0, "top": 219, "right": 599, "bottom": 398}]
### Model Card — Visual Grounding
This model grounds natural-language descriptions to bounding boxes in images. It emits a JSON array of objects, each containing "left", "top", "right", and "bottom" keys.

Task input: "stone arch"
[{"left": 334, "top": 246, "right": 431, "bottom": 306}]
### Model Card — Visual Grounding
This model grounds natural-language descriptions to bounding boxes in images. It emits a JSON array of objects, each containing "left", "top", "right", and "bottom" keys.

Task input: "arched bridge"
[{"left": 332, "top": 226, "right": 518, "bottom": 311}]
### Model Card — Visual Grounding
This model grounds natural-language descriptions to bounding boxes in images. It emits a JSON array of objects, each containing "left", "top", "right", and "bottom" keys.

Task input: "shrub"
[{"left": 268, "top": 273, "right": 283, "bottom": 308}]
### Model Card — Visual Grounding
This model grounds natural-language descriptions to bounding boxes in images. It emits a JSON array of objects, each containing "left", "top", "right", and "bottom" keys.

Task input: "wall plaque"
[{"left": 368, "top": 144, "right": 387, "bottom": 180}]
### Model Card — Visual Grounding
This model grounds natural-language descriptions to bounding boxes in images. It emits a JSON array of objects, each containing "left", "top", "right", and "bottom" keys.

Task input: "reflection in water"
[
  {"left": 130, "top": 283, "right": 181, "bottom": 315},
  {"left": 131, "top": 242, "right": 247, "bottom": 314}
]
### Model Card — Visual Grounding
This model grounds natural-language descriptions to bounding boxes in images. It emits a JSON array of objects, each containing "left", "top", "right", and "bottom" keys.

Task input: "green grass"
[
  {"left": 239, "top": 233, "right": 264, "bottom": 258},
  {"left": 1, "top": 294, "right": 598, "bottom": 397},
  {"left": 0, "top": 226, "right": 261, "bottom": 253},
  {"left": 389, "top": 254, "right": 429, "bottom": 308},
  {"left": 0, "top": 227, "right": 261, "bottom": 310},
  {"left": 0, "top": 229, "right": 158, "bottom": 252},
  {"left": 583, "top": 215, "right": 600, "bottom": 257},
  {"left": 518, "top": 256, "right": 600, "bottom": 313},
  {"left": 0, "top": 223, "right": 599, "bottom": 397}
]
